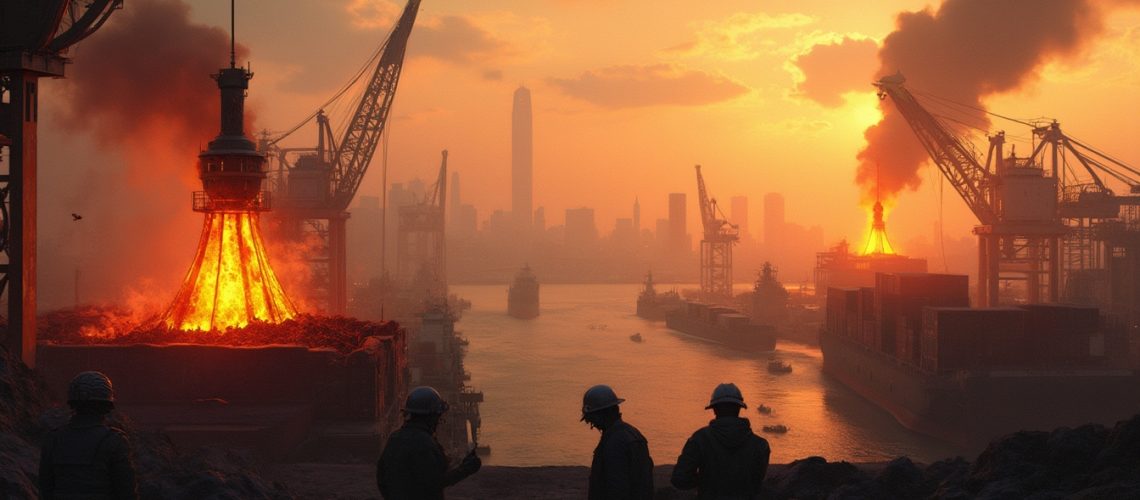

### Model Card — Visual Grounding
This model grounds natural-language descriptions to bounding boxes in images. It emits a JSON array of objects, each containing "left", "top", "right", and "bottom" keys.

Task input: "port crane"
[
  {"left": 875, "top": 73, "right": 1140, "bottom": 312},
  {"left": 396, "top": 150, "right": 448, "bottom": 296},
  {"left": 262, "top": 0, "right": 420, "bottom": 314},
  {"left": 695, "top": 165, "right": 739, "bottom": 301}
]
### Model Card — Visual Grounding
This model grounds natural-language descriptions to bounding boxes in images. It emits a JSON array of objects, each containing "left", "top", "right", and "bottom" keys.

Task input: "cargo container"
[{"left": 921, "top": 307, "right": 1027, "bottom": 372}]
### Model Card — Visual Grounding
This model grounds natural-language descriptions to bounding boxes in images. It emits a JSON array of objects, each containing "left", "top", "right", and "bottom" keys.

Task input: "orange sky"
[{"left": 34, "top": 0, "right": 1140, "bottom": 306}]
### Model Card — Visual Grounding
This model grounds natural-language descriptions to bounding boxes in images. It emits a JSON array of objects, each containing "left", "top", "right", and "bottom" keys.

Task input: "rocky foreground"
[{"left": 5, "top": 350, "right": 1140, "bottom": 499}]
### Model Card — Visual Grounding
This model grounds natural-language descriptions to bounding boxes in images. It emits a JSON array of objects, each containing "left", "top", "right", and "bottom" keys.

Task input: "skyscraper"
[
  {"left": 763, "top": 192, "right": 785, "bottom": 247},
  {"left": 633, "top": 197, "right": 641, "bottom": 233},
  {"left": 512, "top": 86, "right": 533, "bottom": 230},
  {"left": 448, "top": 171, "right": 461, "bottom": 228},
  {"left": 668, "top": 193, "right": 687, "bottom": 254},
  {"left": 730, "top": 195, "right": 748, "bottom": 235}
]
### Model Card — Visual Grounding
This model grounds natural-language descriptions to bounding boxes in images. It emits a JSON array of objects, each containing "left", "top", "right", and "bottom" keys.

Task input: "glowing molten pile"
[
  {"left": 861, "top": 201, "right": 895, "bottom": 256},
  {"left": 164, "top": 212, "right": 296, "bottom": 331}
]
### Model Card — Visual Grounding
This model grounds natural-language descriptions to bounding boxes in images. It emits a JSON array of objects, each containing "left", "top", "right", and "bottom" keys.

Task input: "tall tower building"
[
  {"left": 449, "top": 171, "right": 461, "bottom": 227},
  {"left": 730, "top": 195, "right": 748, "bottom": 236},
  {"left": 763, "top": 192, "right": 785, "bottom": 246},
  {"left": 633, "top": 197, "right": 641, "bottom": 233},
  {"left": 512, "top": 86, "right": 533, "bottom": 230},
  {"left": 668, "top": 193, "right": 687, "bottom": 254}
]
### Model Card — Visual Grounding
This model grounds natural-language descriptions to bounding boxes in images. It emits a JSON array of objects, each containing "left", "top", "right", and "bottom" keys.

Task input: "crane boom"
[
  {"left": 696, "top": 165, "right": 715, "bottom": 239},
  {"left": 331, "top": 0, "right": 420, "bottom": 209},
  {"left": 874, "top": 73, "right": 1000, "bottom": 225}
]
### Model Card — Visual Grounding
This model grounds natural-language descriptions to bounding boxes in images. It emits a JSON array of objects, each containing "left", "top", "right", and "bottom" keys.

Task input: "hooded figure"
[{"left": 671, "top": 383, "right": 770, "bottom": 499}]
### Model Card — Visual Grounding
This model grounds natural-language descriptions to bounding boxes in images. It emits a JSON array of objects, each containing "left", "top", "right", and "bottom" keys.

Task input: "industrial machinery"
[
  {"left": 0, "top": 0, "right": 122, "bottom": 366},
  {"left": 876, "top": 73, "right": 1140, "bottom": 313},
  {"left": 695, "top": 165, "right": 739, "bottom": 301},
  {"left": 396, "top": 150, "right": 448, "bottom": 296},
  {"left": 261, "top": 0, "right": 420, "bottom": 314}
]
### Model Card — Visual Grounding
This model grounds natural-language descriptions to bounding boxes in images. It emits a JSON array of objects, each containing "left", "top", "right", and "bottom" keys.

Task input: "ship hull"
[
  {"left": 508, "top": 300, "right": 539, "bottom": 319},
  {"left": 820, "top": 331, "right": 1140, "bottom": 447},
  {"left": 666, "top": 314, "right": 777, "bottom": 352}
]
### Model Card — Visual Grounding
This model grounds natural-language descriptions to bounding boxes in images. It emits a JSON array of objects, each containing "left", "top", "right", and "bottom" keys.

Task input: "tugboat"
[
  {"left": 636, "top": 271, "right": 683, "bottom": 320},
  {"left": 629, "top": 332, "right": 643, "bottom": 343},
  {"left": 507, "top": 265, "right": 539, "bottom": 319},
  {"left": 751, "top": 262, "right": 789, "bottom": 325},
  {"left": 761, "top": 424, "right": 789, "bottom": 434},
  {"left": 757, "top": 404, "right": 773, "bottom": 415},
  {"left": 767, "top": 360, "right": 793, "bottom": 374}
]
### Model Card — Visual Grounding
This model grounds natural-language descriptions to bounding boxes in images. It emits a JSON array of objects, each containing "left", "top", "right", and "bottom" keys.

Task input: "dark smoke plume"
[
  {"left": 857, "top": 0, "right": 1132, "bottom": 204},
  {"left": 44, "top": 0, "right": 253, "bottom": 311}
]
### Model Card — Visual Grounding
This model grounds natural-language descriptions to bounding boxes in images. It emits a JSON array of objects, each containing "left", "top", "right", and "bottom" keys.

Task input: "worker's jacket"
[
  {"left": 376, "top": 420, "right": 477, "bottom": 500},
  {"left": 39, "top": 413, "right": 139, "bottom": 500},
  {"left": 671, "top": 416, "right": 770, "bottom": 499},
  {"left": 588, "top": 419, "right": 655, "bottom": 500}
]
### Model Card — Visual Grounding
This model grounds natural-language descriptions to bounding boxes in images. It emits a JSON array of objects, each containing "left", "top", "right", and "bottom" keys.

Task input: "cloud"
[
  {"left": 345, "top": 0, "right": 401, "bottom": 30},
  {"left": 410, "top": 15, "right": 513, "bottom": 65},
  {"left": 790, "top": 36, "right": 879, "bottom": 107},
  {"left": 668, "top": 12, "right": 815, "bottom": 61},
  {"left": 548, "top": 64, "right": 749, "bottom": 108}
]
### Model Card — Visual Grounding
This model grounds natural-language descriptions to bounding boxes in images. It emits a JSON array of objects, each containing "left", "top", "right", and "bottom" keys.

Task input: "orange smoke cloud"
[{"left": 857, "top": 0, "right": 1126, "bottom": 205}]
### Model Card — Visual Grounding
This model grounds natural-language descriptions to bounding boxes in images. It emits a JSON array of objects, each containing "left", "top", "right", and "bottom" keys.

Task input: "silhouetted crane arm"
[
  {"left": 875, "top": 73, "right": 999, "bottom": 225},
  {"left": 331, "top": 0, "right": 420, "bottom": 210},
  {"left": 695, "top": 165, "right": 716, "bottom": 239}
]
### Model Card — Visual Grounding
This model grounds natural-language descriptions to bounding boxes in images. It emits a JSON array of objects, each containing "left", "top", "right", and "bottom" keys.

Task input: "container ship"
[
  {"left": 666, "top": 301, "right": 777, "bottom": 352},
  {"left": 821, "top": 272, "right": 1140, "bottom": 447},
  {"left": 507, "top": 265, "right": 539, "bottom": 319},
  {"left": 636, "top": 271, "right": 682, "bottom": 320}
]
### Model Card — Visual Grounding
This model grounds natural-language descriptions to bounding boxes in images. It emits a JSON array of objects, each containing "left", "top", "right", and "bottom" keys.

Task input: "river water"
[{"left": 453, "top": 284, "right": 967, "bottom": 466}]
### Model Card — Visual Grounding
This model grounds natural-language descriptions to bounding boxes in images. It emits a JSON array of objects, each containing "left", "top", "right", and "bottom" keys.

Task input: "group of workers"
[
  {"left": 38, "top": 372, "right": 771, "bottom": 500},
  {"left": 376, "top": 382, "right": 771, "bottom": 499}
]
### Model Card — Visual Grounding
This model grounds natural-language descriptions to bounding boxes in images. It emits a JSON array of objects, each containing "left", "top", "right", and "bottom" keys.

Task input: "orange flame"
[
  {"left": 164, "top": 212, "right": 297, "bottom": 331},
  {"left": 861, "top": 201, "right": 896, "bottom": 256}
]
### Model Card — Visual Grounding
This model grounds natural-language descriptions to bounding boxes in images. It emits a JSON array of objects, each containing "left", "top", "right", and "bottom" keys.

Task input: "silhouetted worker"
[
  {"left": 671, "top": 383, "right": 771, "bottom": 499},
  {"left": 377, "top": 386, "right": 481, "bottom": 499},
  {"left": 580, "top": 384, "right": 654, "bottom": 500},
  {"left": 39, "top": 371, "right": 139, "bottom": 500}
]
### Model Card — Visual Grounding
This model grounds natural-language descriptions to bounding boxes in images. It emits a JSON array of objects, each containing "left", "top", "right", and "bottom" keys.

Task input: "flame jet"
[{"left": 163, "top": 56, "right": 297, "bottom": 331}]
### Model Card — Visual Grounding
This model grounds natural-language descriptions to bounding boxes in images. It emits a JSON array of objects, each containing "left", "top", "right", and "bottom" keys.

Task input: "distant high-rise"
[
  {"left": 512, "top": 86, "right": 533, "bottom": 230},
  {"left": 534, "top": 206, "right": 546, "bottom": 233},
  {"left": 633, "top": 197, "right": 641, "bottom": 233},
  {"left": 730, "top": 196, "right": 748, "bottom": 235},
  {"left": 668, "top": 193, "right": 687, "bottom": 254},
  {"left": 450, "top": 171, "right": 461, "bottom": 214},
  {"left": 763, "top": 193, "right": 785, "bottom": 246}
]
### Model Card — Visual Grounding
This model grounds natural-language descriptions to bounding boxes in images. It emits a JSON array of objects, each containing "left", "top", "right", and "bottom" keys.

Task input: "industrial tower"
[
  {"left": 0, "top": 0, "right": 121, "bottom": 366},
  {"left": 262, "top": 0, "right": 420, "bottom": 314},
  {"left": 876, "top": 73, "right": 1140, "bottom": 312},
  {"left": 396, "top": 150, "right": 448, "bottom": 297},
  {"left": 695, "top": 165, "right": 739, "bottom": 301}
]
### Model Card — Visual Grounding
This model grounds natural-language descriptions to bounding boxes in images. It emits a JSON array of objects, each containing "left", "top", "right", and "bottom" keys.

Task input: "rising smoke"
[
  {"left": 857, "top": 0, "right": 1135, "bottom": 203},
  {"left": 42, "top": 0, "right": 253, "bottom": 312}
]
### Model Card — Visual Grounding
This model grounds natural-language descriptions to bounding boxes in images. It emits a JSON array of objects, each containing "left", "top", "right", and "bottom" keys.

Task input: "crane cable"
[{"left": 266, "top": 24, "right": 397, "bottom": 145}]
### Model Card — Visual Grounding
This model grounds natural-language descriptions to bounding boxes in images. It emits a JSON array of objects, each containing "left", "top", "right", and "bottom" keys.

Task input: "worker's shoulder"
[
  {"left": 387, "top": 425, "right": 437, "bottom": 448},
  {"left": 613, "top": 420, "right": 649, "bottom": 441}
]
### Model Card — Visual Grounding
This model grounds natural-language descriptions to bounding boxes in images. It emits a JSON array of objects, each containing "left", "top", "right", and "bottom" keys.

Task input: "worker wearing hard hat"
[
  {"left": 39, "top": 371, "right": 139, "bottom": 500},
  {"left": 580, "top": 384, "right": 655, "bottom": 499},
  {"left": 376, "top": 386, "right": 481, "bottom": 499},
  {"left": 671, "top": 383, "right": 771, "bottom": 498}
]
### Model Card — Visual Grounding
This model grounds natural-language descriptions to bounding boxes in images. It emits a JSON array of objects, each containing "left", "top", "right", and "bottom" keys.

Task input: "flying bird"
[{"left": 71, "top": 213, "right": 83, "bottom": 221}]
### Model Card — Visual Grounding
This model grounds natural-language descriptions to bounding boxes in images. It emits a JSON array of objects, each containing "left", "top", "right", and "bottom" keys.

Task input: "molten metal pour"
[
  {"left": 862, "top": 201, "right": 895, "bottom": 256},
  {"left": 164, "top": 63, "right": 296, "bottom": 331}
]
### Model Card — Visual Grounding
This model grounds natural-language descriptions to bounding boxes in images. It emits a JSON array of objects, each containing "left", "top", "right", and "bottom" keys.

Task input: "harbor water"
[{"left": 454, "top": 283, "right": 968, "bottom": 466}]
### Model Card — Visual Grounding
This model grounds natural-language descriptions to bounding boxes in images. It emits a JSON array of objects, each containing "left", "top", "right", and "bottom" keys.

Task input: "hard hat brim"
[
  {"left": 705, "top": 398, "right": 747, "bottom": 410},
  {"left": 582, "top": 397, "right": 625, "bottom": 415}
]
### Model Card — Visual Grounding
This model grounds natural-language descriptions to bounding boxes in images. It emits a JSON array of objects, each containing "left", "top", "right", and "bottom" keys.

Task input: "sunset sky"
[{"left": 34, "top": 0, "right": 1140, "bottom": 306}]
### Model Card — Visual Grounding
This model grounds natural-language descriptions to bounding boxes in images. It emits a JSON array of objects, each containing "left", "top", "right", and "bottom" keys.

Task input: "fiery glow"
[
  {"left": 164, "top": 212, "right": 297, "bottom": 331},
  {"left": 861, "top": 201, "right": 896, "bottom": 256}
]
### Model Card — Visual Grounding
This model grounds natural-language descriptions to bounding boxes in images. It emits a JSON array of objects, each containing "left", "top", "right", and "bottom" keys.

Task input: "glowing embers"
[
  {"left": 861, "top": 201, "right": 896, "bottom": 256},
  {"left": 164, "top": 212, "right": 296, "bottom": 331}
]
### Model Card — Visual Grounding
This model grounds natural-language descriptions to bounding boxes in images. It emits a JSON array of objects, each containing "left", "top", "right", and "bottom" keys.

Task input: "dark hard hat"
[
  {"left": 404, "top": 386, "right": 449, "bottom": 415},
  {"left": 68, "top": 371, "right": 115, "bottom": 403},
  {"left": 705, "top": 382, "right": 746, "bottom": 409},
  {"left": 582, "top": 384, "right": 624, "bottom": 415}
]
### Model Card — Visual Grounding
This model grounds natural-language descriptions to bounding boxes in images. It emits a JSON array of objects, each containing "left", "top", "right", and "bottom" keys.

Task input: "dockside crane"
[
  {"left": 396, "top": 150, "right": 448, "bottom": 296},
  {"left": 875, "top": 73, "right": 1140, "bottom": 312},
  {"left": 696, "top": 165, "right": 739, "bottom": 301},
  {"left": 263, "top": 0, "right": 420, "bottom": 314}
]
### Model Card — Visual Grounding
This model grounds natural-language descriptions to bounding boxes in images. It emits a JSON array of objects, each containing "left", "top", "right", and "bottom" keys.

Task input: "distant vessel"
[
  {"left": 767, "top": 360, "right": 792, "bottom": 374},
  {"left": 757, "top": 404, "right": 773, "bottom": 415},
  {"left": 629, "top": 332, "right": 643, "bottom": 343},
  {"left": 507, "top": 265, "right": 539, "bottom": 319},
  {"left": 636, "top": 272, "right": 682, "bottom": 320},
  {"left": 762, "top": 424, "right": 788, "bottom": 434},
  {"left": 751, "top": 263, "right": 789, "bottom": 325},
  {"left": 665, "top": 301, "right": 776, "bottom": 352}
]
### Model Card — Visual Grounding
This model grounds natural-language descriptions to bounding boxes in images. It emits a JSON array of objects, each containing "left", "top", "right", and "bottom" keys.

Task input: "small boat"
[
  {"left": 762, "top": 424, "right": 788, "bottom": 434},
  {"left": 767, "top": 360, "right": 793, "bottom": 374},
  {"left": 629, "top": 332, "right": 643, "bottom": 343},
  {"left": 757, "top": 404, "right": 773, "bottom": 415}
]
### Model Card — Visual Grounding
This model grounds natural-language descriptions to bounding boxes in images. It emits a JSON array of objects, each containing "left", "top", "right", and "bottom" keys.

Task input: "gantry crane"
[
  {"left": 875, "top": 73, "right": 1140, "bottom": 312},
  {"left": 396, "top": 150, "right": 448, "bottom": 296},
  {"left": 1, "top": 0, "right": 122, "bottom": 366},
  {"left": 695, "top": 165, "right": 739, "bottom": 301},
  {"left": 262, "top": 0, "right": 420, "bottom": 314}
]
